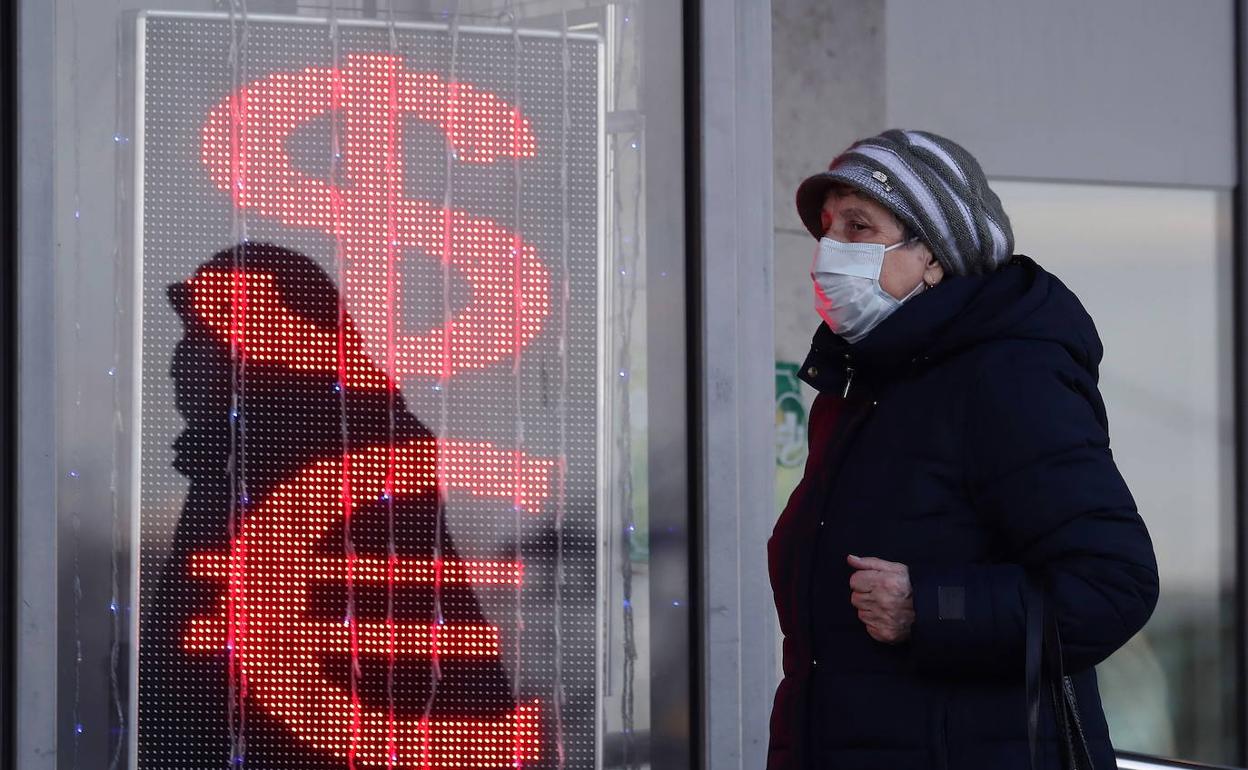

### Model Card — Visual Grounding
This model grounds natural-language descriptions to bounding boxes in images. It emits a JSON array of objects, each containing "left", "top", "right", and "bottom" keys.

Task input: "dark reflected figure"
[{"left": 140, "top": 243, "right": 515, "bottom": 769}]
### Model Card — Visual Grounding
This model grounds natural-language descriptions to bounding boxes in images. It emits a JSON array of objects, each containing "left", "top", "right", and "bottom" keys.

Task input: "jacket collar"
[{"left": 796, "top": 264, "right": 1001, "bottom": 398}]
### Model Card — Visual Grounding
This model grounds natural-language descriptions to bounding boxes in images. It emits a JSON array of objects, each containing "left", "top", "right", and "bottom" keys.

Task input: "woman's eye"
[{"left": 849, "top": 222, "right": 869, "bottom": 232}]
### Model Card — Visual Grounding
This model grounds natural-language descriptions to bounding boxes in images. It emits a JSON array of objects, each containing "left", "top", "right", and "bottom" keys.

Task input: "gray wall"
[
  {"left": 772, "top": 0, "right": 885, "bottom": 366},
  {"left": 885, "top": 0, "right": 1236, "bottom": 189}
]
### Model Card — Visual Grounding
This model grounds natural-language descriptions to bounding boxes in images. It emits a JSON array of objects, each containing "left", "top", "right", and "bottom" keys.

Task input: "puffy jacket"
[{"left": 767, "top": 255, "right": 1159, "bottom": 769}]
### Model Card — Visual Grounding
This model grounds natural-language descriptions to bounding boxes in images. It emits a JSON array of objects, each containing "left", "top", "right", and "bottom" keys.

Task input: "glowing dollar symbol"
[{"left": 199, "top": 52, "right": 549, "bottom": 383}]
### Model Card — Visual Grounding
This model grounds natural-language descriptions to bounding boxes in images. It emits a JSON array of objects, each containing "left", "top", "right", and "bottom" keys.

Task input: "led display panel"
[{"left": 132, "top": 12, "right": 602, "bottom": 769}]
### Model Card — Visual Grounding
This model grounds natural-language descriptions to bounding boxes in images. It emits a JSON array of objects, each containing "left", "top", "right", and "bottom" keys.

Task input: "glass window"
[
  {"left": 992, "top": 179, "right": 1237, "bottom": 765},
  {"left": 28, "top": 1, "right": 687, "bottom": 768}
]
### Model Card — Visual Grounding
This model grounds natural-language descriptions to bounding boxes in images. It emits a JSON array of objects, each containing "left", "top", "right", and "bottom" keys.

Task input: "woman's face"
[{"left": 820, "top": 186, "right": 945, "bottom": 299}]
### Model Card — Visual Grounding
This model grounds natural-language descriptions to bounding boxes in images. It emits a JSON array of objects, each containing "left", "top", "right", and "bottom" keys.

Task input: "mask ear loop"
[
  {"left": 894, "top": 236, "right": 938, "bottom": 292},
  {"left": 883, "top": 235, "right": 922, "bottom": 252}
]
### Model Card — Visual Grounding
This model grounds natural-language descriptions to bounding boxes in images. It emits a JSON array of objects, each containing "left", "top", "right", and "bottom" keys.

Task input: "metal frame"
[
  {"left": 14, "top": 0, "right": 59, "bottom": 767},
  {"left": 130, "top": 11, "right": 609, "bottom": 770},
  {"left": 1238, "top": 1, "right": 1248, "bottom": 766},
  {"left": 1119, "top": 751, "right": 1246, "bottom": 770},
  {"left": 681, "top": 2, "right": 704, "bottom": 768},
  {"left": 693, "top": 0, "right": 777, "bottom": 768},
  {"left": 1, "top": 0, "right": 16, "bottom": 766}
]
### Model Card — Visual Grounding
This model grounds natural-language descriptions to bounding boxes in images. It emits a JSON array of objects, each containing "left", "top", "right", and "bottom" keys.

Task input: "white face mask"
[{"left": 811, "top": 236, "right": 925, "bottom": 344}]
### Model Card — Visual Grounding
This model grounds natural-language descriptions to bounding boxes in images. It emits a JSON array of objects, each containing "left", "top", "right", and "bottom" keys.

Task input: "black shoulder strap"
[{"left": 1025, "top": 577, "right": 1044, "bottom": 770}]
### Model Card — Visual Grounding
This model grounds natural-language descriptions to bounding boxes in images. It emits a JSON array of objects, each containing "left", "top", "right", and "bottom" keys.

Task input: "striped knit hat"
[{"left": 796, "top": 129, "right": 1014, "bottom": 276}]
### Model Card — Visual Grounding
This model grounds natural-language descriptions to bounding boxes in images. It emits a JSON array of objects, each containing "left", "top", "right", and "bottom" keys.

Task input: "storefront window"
[
  {"left": 30, "top": 1, "right": 687, "bottom": 768},
  {"left": 993, "top": 179, "right": 1237, "bottom": 765}
]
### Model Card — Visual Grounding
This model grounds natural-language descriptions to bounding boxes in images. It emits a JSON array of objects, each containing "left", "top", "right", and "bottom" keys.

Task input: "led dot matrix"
[{"left": 136, "top": 14, "right": 600, "bottom": 770}]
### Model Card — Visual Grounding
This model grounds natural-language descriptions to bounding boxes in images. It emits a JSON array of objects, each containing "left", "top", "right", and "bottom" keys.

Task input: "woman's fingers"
[
  {"left": 847, "top": 553, "right": 905, "bottom": 573},
  {"left": 847, "top": 554, "right": 915, "bottom": 644},
  {"left": 848, "top": 569, "right": 876, "bottom": 593}
]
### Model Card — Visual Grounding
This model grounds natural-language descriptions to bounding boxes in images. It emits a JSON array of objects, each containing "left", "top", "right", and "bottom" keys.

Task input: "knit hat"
[{"left": 795, "top": 129, "right": 1014, "bottom": 276}]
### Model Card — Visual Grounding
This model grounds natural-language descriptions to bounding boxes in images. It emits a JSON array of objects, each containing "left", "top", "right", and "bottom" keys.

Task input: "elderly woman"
[{"left": 767, "top": 130, "right": 1159, "bottom": 770}]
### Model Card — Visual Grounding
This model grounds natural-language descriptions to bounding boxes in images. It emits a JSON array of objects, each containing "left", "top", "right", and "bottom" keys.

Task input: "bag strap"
[
  {"left": 1026, "top": 577, "right": 1098, "bottom": 770},
  {"left": 1047, "top": 610, "right": 1097, "bottom": 770},
  {"left": 1025, "top": 578, "right": 1044, "bottom": 770}
]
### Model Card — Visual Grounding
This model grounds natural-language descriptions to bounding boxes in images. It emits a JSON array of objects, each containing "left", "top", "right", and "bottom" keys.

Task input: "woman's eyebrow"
[{"left": 839, "top": 206, "right": 875, "bottom": 222}]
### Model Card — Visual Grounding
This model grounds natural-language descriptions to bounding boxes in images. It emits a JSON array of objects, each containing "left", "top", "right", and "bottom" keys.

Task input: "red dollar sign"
[{"left": 199, "top": 52, "right": 549, "bottom": 384}]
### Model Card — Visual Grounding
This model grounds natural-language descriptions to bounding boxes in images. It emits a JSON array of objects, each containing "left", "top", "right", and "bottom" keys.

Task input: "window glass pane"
[
  {"left": 993, "top": 179, "right": 1237, "bottom": 764},
  {"left": 35, "top": 1, "right": 686, "bottom": 768}
]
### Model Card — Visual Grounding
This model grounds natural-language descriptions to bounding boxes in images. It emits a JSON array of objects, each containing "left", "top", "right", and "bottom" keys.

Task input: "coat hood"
[{"left": 800, "top": 255, "right": 1104, "bottom": 394}]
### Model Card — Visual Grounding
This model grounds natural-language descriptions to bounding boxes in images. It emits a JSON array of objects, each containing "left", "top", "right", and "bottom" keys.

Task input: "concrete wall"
[
  {"left": 772, "top": 0, "right": 885, "bottom": 367},
  {"left": 885, "top": 0, "right": 1236, "bottom": 189}
]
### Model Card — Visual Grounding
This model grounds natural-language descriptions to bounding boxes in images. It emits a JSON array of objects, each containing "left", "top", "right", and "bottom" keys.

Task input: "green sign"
[{"left": 776, "top": 362, "right": 808, "bottom": 469}]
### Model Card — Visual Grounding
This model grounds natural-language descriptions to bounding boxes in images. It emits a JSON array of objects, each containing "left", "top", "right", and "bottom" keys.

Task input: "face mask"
[{"left": 811, "top": 236, "right": 925, "bottom": 344}]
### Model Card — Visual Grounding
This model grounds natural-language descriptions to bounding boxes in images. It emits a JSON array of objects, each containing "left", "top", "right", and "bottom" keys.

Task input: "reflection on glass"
[
  {"left": 992, "top": 179, "right": 1237, "bottom": 765},
  {"left": 43, "top": 1, "right": 684, "bottom": 768}
]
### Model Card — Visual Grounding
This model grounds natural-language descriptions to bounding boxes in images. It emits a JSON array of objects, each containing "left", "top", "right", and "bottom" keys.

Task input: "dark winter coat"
[{"left": 767, "top": 255, "right": 1159, "bottom": 770}]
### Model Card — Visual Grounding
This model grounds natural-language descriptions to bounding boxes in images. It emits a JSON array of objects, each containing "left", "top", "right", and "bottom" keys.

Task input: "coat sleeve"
[{"left": 907, "top": 350, "right": 1159, "bottom": 676}]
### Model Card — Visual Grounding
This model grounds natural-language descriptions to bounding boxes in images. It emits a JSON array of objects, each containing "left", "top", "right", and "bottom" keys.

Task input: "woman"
[{"left": 767, "top": 130, "right": 1159, "bottom": 770}]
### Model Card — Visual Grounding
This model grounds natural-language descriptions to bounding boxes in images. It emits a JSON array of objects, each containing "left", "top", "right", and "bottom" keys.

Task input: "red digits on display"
[{"left": 187, "top": 52, "right": 556, "bottom": 767}]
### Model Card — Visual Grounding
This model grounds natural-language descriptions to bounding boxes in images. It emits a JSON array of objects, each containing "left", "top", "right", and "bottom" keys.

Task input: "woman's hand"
[{"left": 847, "top": 554, "right": 915, "bottom": 644}]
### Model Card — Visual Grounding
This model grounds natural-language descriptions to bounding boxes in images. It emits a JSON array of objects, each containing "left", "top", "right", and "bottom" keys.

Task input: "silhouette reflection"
[{"left": 141, "top": 243, "right": 517, "bottom": 768}]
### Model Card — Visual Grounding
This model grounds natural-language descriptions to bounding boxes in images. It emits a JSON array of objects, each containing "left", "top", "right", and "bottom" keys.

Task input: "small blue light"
[
  {"left": 109, "top": 601, "right": 118, "bottom": 613},
  {"left": 107, "top": 367, "right": 116, "bottom": 377},
  {"left": 380, "top": 491, "right": 391, "bottom": 502},
  {"left": 332, "top": 382, "right": 342, "bottom": 393},
  {"left": 432, "top": 384, "right": 443, "bottom": 392},
  {"left": 619, "top": 268, "right": 627, "bottom": 276},
  {"left": 241, "top": 495, "right": 251, "bottom": 506},
  {"left": 75, "top": 724, "right": 84, "bottom": 735},
  {"left": 67, "top": 470, "right": 80, "bottom": 479},
  {"left": 661, "top": 271, "right": 668, "bottom": 278},
  {"left": 630, "top": 141, "right": 638, "bottom": 150},
  {"left": 230, "top": 409, "right": 239, "bottom": 421},
  {"left": 74, "top": 210, "right": 80, "bottom": 220},
  {"left": 627, "top": 524, "right": 635, "bottom": 533},
  {"left": 618, "top": 370, "right": 626, "bottom": 378},
  {"left": 113, "top": 134, "right": 128, "bottom": 144},
  {"left": 672, "top": 600, "right": 681, "bottom": 607},
  {"left": 623, "top": 599, "right": 631, "bottom": 609}
]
